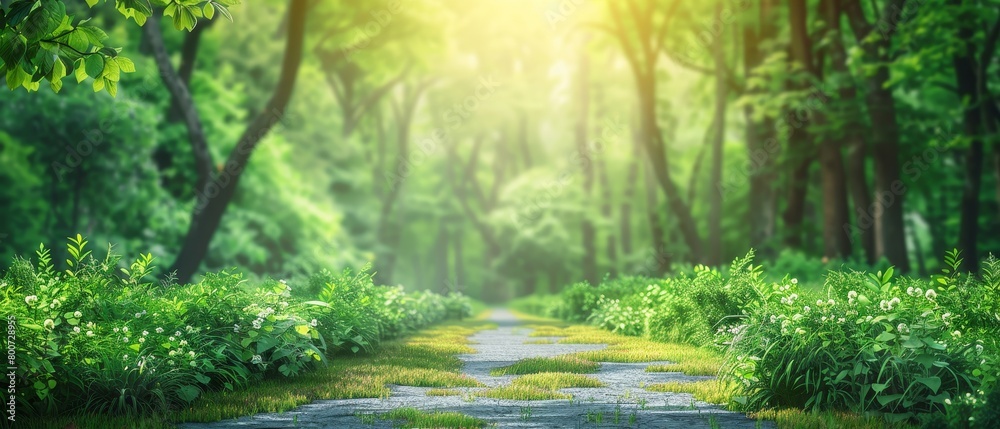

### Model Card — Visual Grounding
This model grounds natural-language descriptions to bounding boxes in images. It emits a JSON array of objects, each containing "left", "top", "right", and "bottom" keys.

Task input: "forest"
[{"left": 1, "top": 0, "right": 999, "bottom": 428}]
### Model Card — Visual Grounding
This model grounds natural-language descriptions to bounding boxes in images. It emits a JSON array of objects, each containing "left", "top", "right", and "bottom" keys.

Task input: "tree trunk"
[
  {"left": 576, "top": 47, "right": 598, "bottom": 285},
  {"left": 168, "top": 0, "right": 308, "bottom": 283},
  {"left": 953, "top": 10, "right": 984, "bottom": 273},
  {"left": 842, "top": 0, "right": 910, "bottom": 271},
  {"left": 743, "top": 0, "right": 778, "bottom": 257},
  {"left": 620, "top": 119, "right": 642, "bottom": 260},
  {"left": 644, "top": 155, "right": 669, "bottom": 275},
  {"left": 707, "top": 0, "right": 727, "bottom": 265}
]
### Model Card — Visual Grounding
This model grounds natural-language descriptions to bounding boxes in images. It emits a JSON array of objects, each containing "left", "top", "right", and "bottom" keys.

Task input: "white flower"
[
  {"left": 914, "top": 287, "right": 923, "bottom": 296},
  {"left": 897, "top": 323, "right": 909, "bottom": 334},
  {"left": 174, "top": 331, "right": 182, "bottom": 337},
  {"left": 233, "top": 324, "right": 240, "bottom": 333},
  {"left": 139, "top": 337, "right": 145, "bottom": 343},
  {"left": 945, "top": 398, "right": 952, "bottom": 405},
  {"left": 188, "top": 351, "right": 195, "bottom": 358},
  {"left": 142, "top": 330, "right": 149, "bottom": 336},
  {"left": 795, "top": 328, "right": 806, "bottom": 335},
  {"left": 837, "top": 317, "right": 846, "bottom": 324},
  {"left": 73, "top": 326, "right": 81, "bottom": 333},
  {"left": 817, "top": 299, "right": 825, "bottom": 306},
  {"left": 114, "top": 327, "right": 120, "bottom": 333},
  {"left": 848, "top": 291, "right": 858, "bottom": 299},
  {"left": 310, "top": 319, "right": 318, "bottom": 327},
  {"left": 179, "top": 340, "right": 188, "bottom": 346},
  {"left": 865, "top": 315, "right": 874, "bottom": 322},
  {"left": 251, "top": 355, "right": 263, "bottom": 364},
  {"left": 123, "top": 337, "right": 129, "bottom": 343},
  {"left": 123, "top": 354, "right": 128, "bottom": 360},
  {"left": 827, "top": 299, "right": 835, "bottom": 306},
  {"left": 769, "top": 315, "right": 778, "bottom": 324},
  {"left": 155, "top": 327, "right": 164, "bottom": 334},
  {"left": 925, "top": 289, "right": 937, "bottom": 299},
  {"left": 43, "top": 319, "right": 55, "bottom": 330},
  {"left": 169, "top": 350, "right": 176, "bottom": 357},
  {"left": 135, "top": 313, "right": 143, "bottom": 318},
  {"left": 942, "top": 313, "right": 952, "bottom": 320},
  {"left": 793, "top": 314, "right": 804, "bottom": 321},
  {"left": 952, "top": 330, "right": 962, "bottom": 337},
  {"left": 168, "top": 336, "right": 176, "bottom": 342},
  {"left": 907, "top": 287, "right": 915, "bottom": 296},
  {"left": 122, "top": 326, "right": 128, "bottom": 333},
  {"left": 976, "top": 344, "right": 984, "bottom": 354},
  {"left": 803, "top": 306, "right": 812, "bottom": 313},
  {"left": 25, "top": 295, "right": 38, "bottom": 305},
  {"left": 73, "top": 311, "right": 82, "bottom": 318},
  {"left": 86, "top": 331, "right": 95, "bottom": 337},
  {"left": 252, "top": 319, "right": 263, "bottom": 329},
  {"left": 791, "top": 278, "right": 798, "bottom": 284}
]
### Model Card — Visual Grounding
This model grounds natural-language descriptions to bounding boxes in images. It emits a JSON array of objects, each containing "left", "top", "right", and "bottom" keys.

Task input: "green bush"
[
  {"left": 723, "top": 251, "right": 998, "bottom": 422},
  {"left": 1, "top": 236, "right": 472, "bottom": 418}
]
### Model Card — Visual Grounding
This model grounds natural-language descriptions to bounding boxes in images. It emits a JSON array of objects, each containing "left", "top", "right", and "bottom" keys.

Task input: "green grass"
[
  {"left": 645, "top": 379, "right": 736, "bottom": 406},
  {"left": 645, "top": 361, "right": 719, "bottom": 377},
  {"left": 748, "top": 408, "right": 919, "bottom": 429},
  {"left": 426, "top": 388, "right": 466, "bottom": 396},
  {"left": 18, "top": 413, "right": 175, "bottom": 429},
  {"left": 489, "top": 356, "right": 599, "bottom": 376},
  {"left": 374, "top": 407, "right": 491, "bottom": 428},
  {"left": 523, "top": 338, "right": 554, "bottom": 344},
  {"left": 510, "top": 372, "right": 603, "bottom": 389},
  {"left": 479, "top": 385, "right": 571, "bottom": 400}
]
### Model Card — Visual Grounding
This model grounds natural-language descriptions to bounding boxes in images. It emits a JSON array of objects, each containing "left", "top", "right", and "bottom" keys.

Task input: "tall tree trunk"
[
  {"left": 824, "top": 0, "right": 875, "bottom": 262},
  {"left": 743, "top": 0, "right": 778, "bottom": 257},
  {"left": 707, "top": 0, "right": 727, "bottom": 266},
  {"left": 842, "top": 0, "right": 910, "bottom": 271},
  {"left": 576, "top": 47, "right": 598, "bottom": 285},
  {"left": 167, "top": 0, "right": 308, "bottom": 283},
  {"left": 593, "top": 86, "right": 618, "bottom": 276},
  {"left": 953, "top": 6, "right": 984, "bottom": 273},
  {"left": 784, "top": 0, "right": 818, "bottom": 251}
]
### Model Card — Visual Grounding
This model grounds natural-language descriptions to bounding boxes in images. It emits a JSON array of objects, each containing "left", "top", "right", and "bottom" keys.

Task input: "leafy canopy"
[{"left": 0, "top": 0, "right": 239, "bottom": 96}]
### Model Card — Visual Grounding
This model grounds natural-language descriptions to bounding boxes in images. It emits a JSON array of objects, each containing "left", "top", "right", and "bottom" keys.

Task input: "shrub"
[{"left": 0, "top": 236, "right": 471, "bottom": 418}]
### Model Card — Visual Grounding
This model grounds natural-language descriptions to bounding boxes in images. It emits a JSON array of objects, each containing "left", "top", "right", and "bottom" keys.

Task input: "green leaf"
[
  {"left": 85, "top": 0, "right": 100, "bottom": 7},
  {"left": 916, "top": 376, "right": 941, "bottom": 394},
  {"left": 0, "top": 32, "right": 27, "bottom": 66},
  {"left": 176, "top": 385, "right": 200, "bottom": 402},
  {"left": 194, "top": 373, "right": 211, "bottom": 384},
  {"left": 256, "top": 336, "right": 280, "bottom": 353},
  {"left": 875, "top": 331, "right": 896, "bottom": 342},
  {"left": 115, "top": 56, "right": 135, "bottom": 73},
  {"left": 877, "top": 394, "right": 903, "bottom": 406},
  {"left": 872, "top": 383, "right": 889, "bottom": 393},
  {"left": 84, "top": 54, "right": 103, "bottom": 78},
  {"left": 22, "top": 0, "right": 66, "bottom": 44},
  {"left": 204, "top": 3, "right": 215, "bottom": 19},
  {"left": 5, "top": 1, "right": 36, "bottom": 27}
]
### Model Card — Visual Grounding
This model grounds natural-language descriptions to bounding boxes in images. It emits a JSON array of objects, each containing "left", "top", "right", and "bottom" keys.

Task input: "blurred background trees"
[{"left": 1, "top": 0, "right": 998, "bottom": 301}]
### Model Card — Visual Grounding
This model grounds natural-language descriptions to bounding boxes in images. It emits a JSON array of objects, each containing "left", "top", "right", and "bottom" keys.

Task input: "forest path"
[{"left": 178, "top": 309, "right": 772, "bottom": 428}]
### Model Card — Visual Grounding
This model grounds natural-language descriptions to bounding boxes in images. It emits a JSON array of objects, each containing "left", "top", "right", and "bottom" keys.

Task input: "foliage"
[
  {"left": 1, "top": 236, "right": 471, "bottom": 417},
  {"left": 0, "top": 0, "right": 238, "bottom": 96}
]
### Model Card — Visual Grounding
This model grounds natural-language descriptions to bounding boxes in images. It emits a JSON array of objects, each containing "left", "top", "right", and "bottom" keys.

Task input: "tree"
[{"left": 151, "top": 0, "right": 308, "bottom": 283}]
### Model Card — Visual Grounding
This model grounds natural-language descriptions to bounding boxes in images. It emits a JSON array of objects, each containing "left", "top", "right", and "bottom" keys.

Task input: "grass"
[
  {"left": 523, "top": 338, "right": 554, "bottom": 344},
  {"left": 479, "top": 385, "right": 571, "bottom": 400},
  {"left": 18, "top": 414, "right": 175, "bottom": 429},
  {"left": 748, "top": 408, "right": 919, "bottom": 429},
  {"left": 374, "top": 407, "right": 491, "bottom": 428},
  {"left": 645, "top": 379, "right": 736, "bottom": 406},
  {"left": 510, "top": 372, "right": 604, "bottom": 389},
  {"left": 645, "top": 361, "right": 720, "bottom": 377},
  {"left": 489, "top": 356, "right": 600, "bottom": 376},
  {"left": 426, "top": 388, "right": 466, "bottom": 396},
  {"left": 173, "top": 318, "right": 494, "bottom": 423}
]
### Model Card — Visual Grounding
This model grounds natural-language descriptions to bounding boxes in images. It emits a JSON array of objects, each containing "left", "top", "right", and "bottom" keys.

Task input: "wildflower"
[
  {"left": 848, "top": 291, "right": 858, "bottom": 300},
  {"left": 73, "top": 311, "right": 82, "bottom": 318},
  {"left": 72, "top": 326, "right": 80, "bottom": 334},
  {"left": 135, "top": 312, "right": 143, "bottom": 318},
  {"left": 122, "top": 326, "right": 128, "bottom": 333},
  {"left": 179, "top": 340, "right": 188, "bottom": 346},
  {"left": 139, "top": 337, "right": 145, "bottom": 343},
  {"left": 925, "top": 289, "right": 937, "bottom": 299},
  {"left": 190, "top": 361, "right": 197, "bottom": 367},
  {"left": 114, "top": 327, "right": 120, "bottom": 333},
  {"left": 914, "top": 287, "right": 923, "bottom": 296},
  {"left": 123, "top": 354, "right": 128, "bottom": 360},
  {"left": 310, "top": 319, "right": 318, "bottom": 327},
  {"left": 837, "top": 317, "right": 846, "bottom": 324},
  {"left": 188, "top": 351, "right": 195, "bottom": 358},
  {"left": 795, "top": 328, "right": 806, "bottom": 335},
  {"left": 142, "top": 330, "right": 149, "bottom": 336},
  {"left": 827, "top": 299, "right": 835, "bottom": 306},
  {"left": 251, "top": 355, "right": 263, "bottom": 364},
  {"left": 174, "top": 331, "right": 182, "bottom": 337},
  {"left": 155, "top": 327, "right": 164, "bottom": 334},
  {"left": 186, "top": 325, "right": 194, "bottom": 333},
  {"left": 252, "top": 319, "right": 263, "bottom": 329},
  {"left": 793, "top": 314, "right": 804, "bottom": 321},
  {"left": 43, "top": 319, "right": 55, "bottom": 330},
  {"left": 86, "top": 331, "right": 95, "bottom": 337},
  {"left": 123, "top": 337, "right": 129, "bottom": 343},
  {"left": 233, "top": 324, "right": 240, "bottom": 333},
  {"left": 817, "top": 299, "right": 824, "bottom": 306},
  {"left": 953, "top": 330, "right": 962, "bottom": 337},
  {"left": 975, "top": 344, "right": 984, "bottom": 354},
  {"left": 942, "top": 313, "right": 952, "bottom": 321},
  {"left": 769, "top": 315, "right": 778, "bottom": 324},
  {"left": 803, "top": 306, "right": 811, "bottom": 313},
  {"left": 169, "top": 350, "right": 177, "bottom": 357},
  {"left": 791, "top": 278, "right": 798, "bottom": 284},
  {"left": 865, "top": 315, "right": 874, "bottom": 322},
  {"left": 945, "top": 398, "right": 952, "bottom": 405},
  {"left": 168, "top": 336, "right": 176, "bottom": 342},
  {"left": 24, "top": 295, "right": 38, "bottom": 305},
  {"left": 897, "top": 323, "right": 909, "bottom": 334}
]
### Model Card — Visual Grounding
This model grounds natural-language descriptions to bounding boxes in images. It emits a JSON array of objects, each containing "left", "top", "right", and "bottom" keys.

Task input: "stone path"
[{"left": 179, "top": 310, "right": 772, "bottom": 428}]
